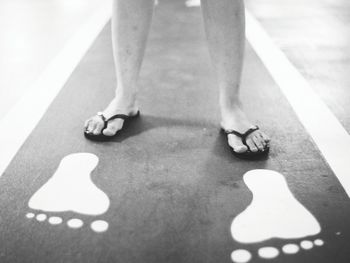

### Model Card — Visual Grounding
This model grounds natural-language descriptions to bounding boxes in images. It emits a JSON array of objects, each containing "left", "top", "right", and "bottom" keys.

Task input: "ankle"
[
  {"left": 220, "top": 104, "right": 251, "bottom": 131},
  {"left": 103, "top": 97, "right": 138, "bottom": 118},
  {"left": 114, "top": 91, "right": 138, "bottom": 109}
]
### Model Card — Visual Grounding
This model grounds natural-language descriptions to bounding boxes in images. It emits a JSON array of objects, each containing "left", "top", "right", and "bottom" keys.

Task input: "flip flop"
[
  {"left": 84, "top": 111, "right": 140, "bottom": 141},
  {"left": 223, "top": 125, "right": 270, "bottom": 159}
]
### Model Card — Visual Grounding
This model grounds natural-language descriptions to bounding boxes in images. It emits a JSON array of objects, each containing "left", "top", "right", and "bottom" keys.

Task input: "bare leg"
[
  {"left": 201, "top": 0, "right": 269, "bottom": 153},
  {"left": 85, "top": 0, "right": 154, "bottom": 136}
]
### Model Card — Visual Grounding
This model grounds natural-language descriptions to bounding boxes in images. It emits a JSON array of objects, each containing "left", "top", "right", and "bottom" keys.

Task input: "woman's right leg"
[{"left": 85, "top": 0, "right": 154, "bottom": 136}]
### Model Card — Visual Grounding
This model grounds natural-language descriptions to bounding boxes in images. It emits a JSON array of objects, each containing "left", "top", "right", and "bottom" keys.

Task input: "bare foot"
[
  {"left": 84, "top": 97, "right": 139, "bottom": 137},
  {"left": 221, "top": 104, "right": 270, "bottom": 153}
]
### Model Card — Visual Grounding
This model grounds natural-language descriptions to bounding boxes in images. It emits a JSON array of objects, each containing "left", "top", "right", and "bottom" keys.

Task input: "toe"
[
  {"left": 84, "top": 119, "right": 91, "bottom": 129},
  {"left": 260, "top": 132, "right": 270, "bottom": 145},
  {"left": 102, "top": 119, "right": 124, "bottom": 136},
  {"left": 252, "top": 135, "right": 265, "bottom": 151},
  {"left": 86, "top": 121, "right": 97, "bottom": 133},
  {"left": 246, "top": 137, "right": 258, "bottom": 152},
  {"left": 85, "top": 115, "right": 104, "bottom": 134},
  {"left": 259, "top": 136, "right": 267, "bottom": 148},
  {"left": 92, "top": 122, "right": 105, "bottom": 135},
  {"left": 227, "top": 134, "right": 248, "bottom": 153}
]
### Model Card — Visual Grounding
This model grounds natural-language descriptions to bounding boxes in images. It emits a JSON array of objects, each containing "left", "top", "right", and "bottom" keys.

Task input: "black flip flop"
[
  {"left": 223, "top": 125, "right": 269, "bottom": 159},
  {"left": 84, "top": 111, "right": 140, "bottom": 141}
]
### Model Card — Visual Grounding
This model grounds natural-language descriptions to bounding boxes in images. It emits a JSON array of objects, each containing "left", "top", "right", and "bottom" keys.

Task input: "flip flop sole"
[{"left": 231, "top": 146, "right": 270, "bottom": 160}]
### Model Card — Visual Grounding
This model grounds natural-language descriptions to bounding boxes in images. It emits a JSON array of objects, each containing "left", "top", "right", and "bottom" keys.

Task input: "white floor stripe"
[
  {"left": 0, "top": 0, "right": 112, "bottom": 177},
  {"left": 246, "top": 10, "right": 350, "bottom": 198}
]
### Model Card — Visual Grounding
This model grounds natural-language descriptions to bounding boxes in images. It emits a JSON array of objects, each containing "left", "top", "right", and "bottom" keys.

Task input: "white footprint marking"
[
  {"left": 231, "top": 249, "right": 252, "bottom": 263},
  {"left": 231, "top": 169, "right": 321, "bottom": 243},
  {"left": 48, "top": 216, "right": 63, "bottom": 225},
  {"left": 314, "top": 239, "right": 324, "bottom": 246},
  {"left": 26, "top": 213, "right": 35, "bottom": 219},
  {"left": 231, "top": 169, "right": 324, "bottom": 262},
  {"left": 300, "top": 240, "right": 313, "bottom": 250},
  {"left": 282, "top": 243, "right": 299, "bottom": 254},
  {"left": 36, "top": 214, "right": 47, "bottom": 222},
  {"left": 91, "top": 220, "right": 109, "bottom": 233},
  {"left": 67, "top": 218, "right": 84, "bottom": 229},
  {"left": 258, "top": 247, "right": 279, "bottom": 259},
  {"left": 185, "top": 0, "right": 201, "bottom": 7},
  {"left": 26, "top": 153, "right": 110, "bottom": 232}
]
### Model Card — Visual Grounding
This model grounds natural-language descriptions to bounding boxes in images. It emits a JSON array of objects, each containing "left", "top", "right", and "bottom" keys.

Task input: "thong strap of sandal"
[
  {"left": 225, "top": 125, "right": 260, "bottom": 147},
  {"left": 224, "top": 125, "right": 269, "bottom": 158},
  {"left": 96, "top": 111, "right": 107, "bottom": 122},
  {"left": 94, "top": 111, "right": 139, "bottom": 129},
  {"left": 101, "top": 112, "right": 139, "bottom": 122}
]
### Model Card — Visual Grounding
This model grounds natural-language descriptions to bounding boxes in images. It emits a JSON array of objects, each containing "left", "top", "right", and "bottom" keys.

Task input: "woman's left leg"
[{"left": 201, "top": 0, "right": 269, "bottom": 153}]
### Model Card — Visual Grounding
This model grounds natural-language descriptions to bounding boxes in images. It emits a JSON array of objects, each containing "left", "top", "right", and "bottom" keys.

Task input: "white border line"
[
  {"left": 0, "top": 0, "right": 112, "bottom": 176},
  {"left": 246, "top": 10, "right": 350, "bottom": 197}
]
